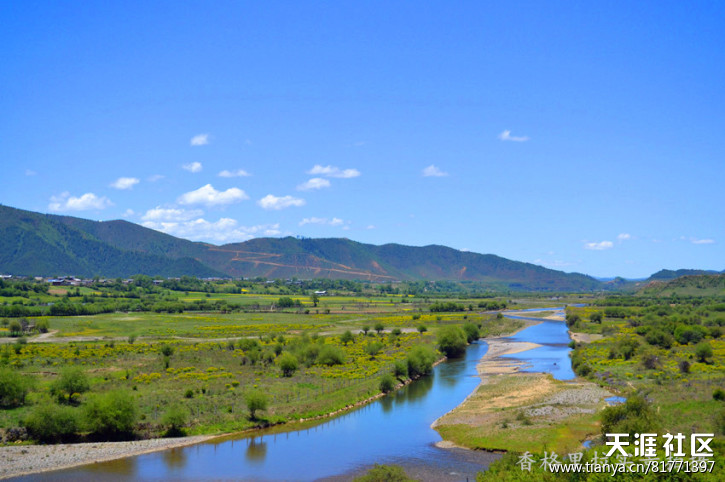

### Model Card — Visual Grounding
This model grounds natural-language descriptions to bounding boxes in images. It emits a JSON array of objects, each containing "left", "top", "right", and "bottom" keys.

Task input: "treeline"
[{"left": 429, "top": 300, "right": 507, "bottom": 312}]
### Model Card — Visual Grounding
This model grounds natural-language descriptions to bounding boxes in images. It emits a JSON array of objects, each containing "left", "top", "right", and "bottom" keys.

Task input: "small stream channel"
[{"left": 26, "top": 308, "right": 574, "bottom": 481}]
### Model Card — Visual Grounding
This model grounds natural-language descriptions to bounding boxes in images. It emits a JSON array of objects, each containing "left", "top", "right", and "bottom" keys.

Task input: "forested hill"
[
  {"left": 0, "top": 205, "right": 222, "bottom": 278},
  {"left": 1, "top": 204, "right": 603, "bottom": 290}
]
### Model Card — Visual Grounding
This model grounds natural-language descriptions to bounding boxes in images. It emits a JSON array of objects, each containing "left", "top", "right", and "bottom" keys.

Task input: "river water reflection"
[{"left": 29, "top": 310, "right": 572, "bottom": 481}]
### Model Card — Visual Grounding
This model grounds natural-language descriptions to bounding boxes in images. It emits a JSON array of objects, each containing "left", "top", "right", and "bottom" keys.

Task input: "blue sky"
[{"left": 1, "top": 1, "right": 723, "bottom": 278}]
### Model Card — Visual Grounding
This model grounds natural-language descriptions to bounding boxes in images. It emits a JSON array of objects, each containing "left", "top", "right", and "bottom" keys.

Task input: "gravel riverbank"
[{"left": 0, "top": 435, "right": 216, "bottom": 480}]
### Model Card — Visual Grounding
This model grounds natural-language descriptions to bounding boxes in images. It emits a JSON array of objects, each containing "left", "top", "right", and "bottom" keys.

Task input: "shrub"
[
  {"left": 277, "top": 352, "right": 299, "bottom": 377},
  {"left": 393, "top": 360, "right": 408, "bottom": 379},
  {"left": 379, "top": 373, "right": 395, "bottom": 393},
  {"left": 462, "top": 322, "right": 480, "bottom": 343},
  {"left": 641, "top": 351, "right": 660, "bottom": 370},
  {"left": 0, "top": 368, "right": 33, "bottom": 407},
  {"left": 354, "top": 464, "right": 415, "bottom": 482},
  {"left": 83, "top": 390, "right": 138, "bottom": 439},
  {"left": 407, "top": 345, "right": 437, "bottom": 378},
  {"left": 162, "top": 404, "right": 189, "bottom": 436},
  {"left": 317, "top": 345, "right": 345, "bottom": 366},
  {"left": 713, "top": 389, "right": 725, "bottom": 401},
  {"left": 437, "top": 326, "right": 467, "bottom": 358},
  {"left": 645, "top": 330, "right": 674, "bottom": 349},
  {"left": 52, "top": 367, "right": 90, "bottom": 403},
  {"left": 35, "top": 319, "right": 49, "bottom": 333},
  {"left": 391, "top": 328, "right": 402, "bottom": 337},
  {"left": 417, "top": 325, "right": 427, "bottom": 333},
  {"left": 128, "top": 334, "right": 136, "bottom": 344},
  {"left": 364, "top": 342, "right": 383, "bottom": 359},
  {"left": 601, "top": 394, "right": 659, "bottom": 435},
  {"left": 695, "top": 342, "right": 713, "bottom": 363},
  {"left": 160, "top": 345, "right": 174, "bottom": 357},
  {"left": 24, "top": 402, "right": 80, "bottom": 443},
  {"left": 184, "top": 388, "right": 194, "bottom": 399},
  {"left": 678, "top": 360, "right": 691, "bottom": 374},
  {"left": 590, "top": 312, "right": 603, "bottom": 324},
  {"left": 340, "top": 330, "right": 354, "bottom": 345},
  {"left": 245, "top": 390, "right": 268, "bottom": 420},
  {"left": 374, "top": 322, "right": 385, "bottom": 334}
]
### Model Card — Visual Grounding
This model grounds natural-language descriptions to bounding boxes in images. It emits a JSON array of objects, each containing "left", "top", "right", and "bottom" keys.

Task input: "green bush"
[
  {"left": 245, "top": 390, "right": 268, "bottom": 420},
  {"left": 462, "top": 322, "right": 480, "bottom": 343},
  {"left": 695, "top": 342, "right": 713, "bottom": 363},
  {"left": 0, "top": 368, "right": 33, "bottom": 407},
  {"left": 317, "top": 345, "right": 345, "bottom": 366},
  {"left": 713, "top": 388, "right": 725, "bottom": 401},
  {"left": 417, "top": 324, "right": 427, "bottom": 333},
  {"left": 374, "top": 322, "right": 385, "bottom": 334},
  {"left": 24, "top": 402, "right": 80, "bottom": 443},
  {"left": 437, "top": 325, "right": 467, "bottom": 358},
  {"left": 364, "top": 342, "right": 383, "bottom": 359},
  {"left": 162, "top": 404, "right": 189, "bottom": 436},
  {"left": 52, "top": 367, "right": 90, "bottom": 403},
  {"left": 83, "top": 390, "right": 138, "bottom": 439},
  {"left": 340, "top": 330, "right": 354, "bottom": 345},
  {"left": 601, "top": 394, "right": 659, "bottom": 435},
  {"left": 277, "top": 352, "right": 299, "bottom": 377},
  {"left": 393, "top": 360, "right": 408, "bottom": 379},
  {"left": 160, "top": 344, "right": 175, "bottom": 357},
  {"left": 354, "top": 464, "right": 415, "bottom": 482},
  {"left": 407, "top": 345, "right": 437, "bottom": 378},
  {"left": 379, "top": 373, "right": 395, "bottom": 393}
]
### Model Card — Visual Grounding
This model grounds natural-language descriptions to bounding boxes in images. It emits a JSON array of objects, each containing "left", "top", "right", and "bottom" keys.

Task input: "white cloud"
[
  {"left": 617, "top": 233, "right": 632, "bottom": 241},
  {"left": 308, "top": 164, "right": 361, "bottom": 178},
  {"left": 48, "top": 192, "right": 113, "bottom": 212},
  {"left": 25, "top": 169, "right": 36, "bottom": 176},
  {"left": 366, "top": 225, "right": 376, "bottom": 230},
  {"left": 691, "top": 238, "right": 715, "bottom": 245},
  {"left": 141, "top": 207, "right": 204, "bottom": 222},
  {"left": 584, "top": 241, "right": 614, "bottom": 250},
  {"left": 297, "top": 178, "right": 331, "bottom": 191},
  {"left": 190, "top": 134, "right": 209, "bottom": 146},
  {"left": 534, "top": 258, "right": 576, "bottom": 268},
  {"left": 122, "top": 209, "right": 135, "bottom": 218},
  {"left": 299, "top": 217, "right": 345, "bottom": 226},
  {"left": 110, "top": 177, "right": 140, "bottom": 190},
  {"left": 148, "top": 174, "right": 164, "bottom": 182},
  {"left": 422, "top": 165, "right": 448, "bottom": 177},
  {"left": 218, "top": 169, "right": 251, "bottom": 178},
  {"left": 143, "top": 218, "right": 281, "bottom": 243},
  {"left": 178, "top": 184, "right": 249, "bottom": 206},
  {"left": 498, "top": 130, "right": 530, "bottom": 142},
  {"left": 258, "top": 194, "right": 305, "bottom": 210},
  {"left": 182, "top": 162, "right": 203, "bottom": 173}
]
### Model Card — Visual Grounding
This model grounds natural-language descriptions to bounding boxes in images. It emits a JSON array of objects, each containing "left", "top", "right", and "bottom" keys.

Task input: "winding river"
[{"left": 27, "top": 308, "right": 573, "bottom": 481}]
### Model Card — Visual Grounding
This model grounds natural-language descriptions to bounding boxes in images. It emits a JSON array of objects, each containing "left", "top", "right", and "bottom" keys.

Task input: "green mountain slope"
[
  {"left": 1, "top": 204, "right": 605, "bottom": 290},
  {"left": 639, "top": 274, "right": 725, "bottom": 297},
  {"left": 0, "top": 205, "right": 222, "bottom": 278}
]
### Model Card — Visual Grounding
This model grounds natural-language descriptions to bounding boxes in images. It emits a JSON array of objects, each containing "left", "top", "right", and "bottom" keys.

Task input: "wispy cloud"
[
  {"left": 143, "top": 218, "right": 281, "bottom": 243},
  {"left": 258, "top": 194, "right": 305, "bottom": 210},
  {"left": 48, "top": 192, "right": 113, "bottom": 212},
  {"left": 218, "top": 169, "right": 251, "bottom": 178},
  {"left": 366, "top": 225, "right": 376, "bottom": 230},
  {"left": 182, "top": 162, "right": 203, "bottom": 173},
  {"left": 498, "top": 130, "right": 530, "bottom": 142},
  {"left": 617, "top": 233, "right": 632, "bottom": 241},
  {"left": 178, "top": 184, "right": 249, "bottom": 206},
  {"left": 584, "top": 240, "right": 614, "bottom": 250},
  {"left": 308, "top": 165, "right": 361, "bottom": 178},
  {"left": 691, "top": 237, "right": 715, "bottom": 245},
  {"left": 141, "top": 207, "right": 204, "bottom": 222},
  {"left": 110, "top": 177, "right": 140, "bottom": 190},
  {"left": 299, "top": 217, "right": 345, "bottom": 226},
  {"left": 25, "top": 169, "right": 36, "bottom": 176},
  {"left": 190, "top": 134, "right": 210, "bottom": 146},
  {"left": 534, "top": 258, "right": 576, "bottom": 268},
  {"left": 122, "top": 209, "right": 135, "bottom": 218},
  {"left": 422, "top": 165, "right": 448, "bottom": 177},
  {"left": 148, "top": 174, "right": 164, "bottom": 182},
  {"left": 297, "top": 178, "right": 331, "bottom": 191}
]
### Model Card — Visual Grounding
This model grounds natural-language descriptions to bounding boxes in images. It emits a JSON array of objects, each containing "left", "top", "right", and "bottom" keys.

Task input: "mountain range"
[{"left": 0, "top": 205, "right": 720, "bottom": 291}]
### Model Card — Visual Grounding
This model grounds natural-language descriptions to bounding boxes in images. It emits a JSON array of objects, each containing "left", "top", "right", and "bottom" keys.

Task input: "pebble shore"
[{"left": 0, "top": 435, "right": 216, "bottom": 480}]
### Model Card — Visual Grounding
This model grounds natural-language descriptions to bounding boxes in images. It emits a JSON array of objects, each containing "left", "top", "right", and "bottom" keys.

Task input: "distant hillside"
[
  {"left": 0, "top": 205, "right": 222, "bottom": 278},
  {"left": 1, "top": 204, "right": 604, "bottom": 290},
  {"left": 648, "top": 269, "right": 722, "bottom": 281},
  {"left": 639, "top": 274, "right": 725, "bottom": 297}
]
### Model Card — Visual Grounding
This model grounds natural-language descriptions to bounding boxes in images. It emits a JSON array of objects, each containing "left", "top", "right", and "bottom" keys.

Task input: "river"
[{"left": 26, "top": 309, "right": 572, "bottom": 481}]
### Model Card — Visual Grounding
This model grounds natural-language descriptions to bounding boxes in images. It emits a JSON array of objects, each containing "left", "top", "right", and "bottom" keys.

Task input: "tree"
[
  {"left": 601, "top": 394, "right": 659, "bottom": 435},
  {"left": 407, "top": 345, "right": 437, "bottom": 378},
  {"left": 24, "top": 403, "right": 80, "bottom": 443},
  {"left": 162, "top": 404, "right": 189, "bottom": 437},
  {"left": 417, "top": 325, "right": 427, "bottom": 333},
  {"left": 590, "top": 312, "right": 603, "bottom": 324},
  {"left": 361, "top": 326, "right": 370, "bottom": 335},
  {"left": 8, "top": 319, "right": 22, "bottom": 337},
  {"left": 0, "top": 369, "right": 33, "bottom": 407},
  {"left": 364, "top": 342, "right": 383, "bottom": 359},
  {"left": 437, "top": 325, "right": 467, "bottom": 358},
  {"left": 277, "top": 297, "right": 294, "bottom": 308},
  {"left": 311, "top": 294, "right": 320, "bottom": 307},
  {"left": 160, "top": 344, "right": 175, "bottom": 357},
  {"left": 317, "top": 345, "right": 345, "bottom": 366},
  {"left": 340, "top": 330, "right": 354, "bottom": 345},
  {"left": 696, "top": 342, "right": 713, "bottom": 363},
  {"left": 246, "top": 390, "right": 269, "bottom": 420},
  {"left": 374, "top": 322, "right": 385, "bottom": 334},
  {"left": 462, "top": 322, "right": 480, "bottom": 343},
  {"left": 277, "top": 352, "right": 299, "bottom": 377},
  {"left": 379, "top": 373, "right": 395, "bottom": 393},
  {"left": 53, "top": 367, "right": 90, "bottom": 403},
  {"left": 83, "top": 390, "right": 138, "bottom": 439}
]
